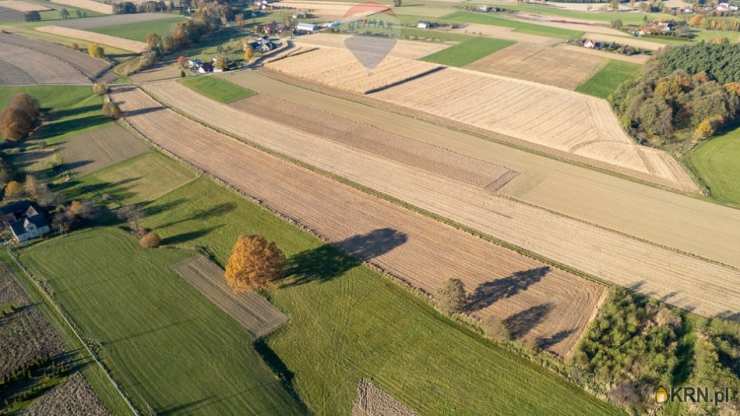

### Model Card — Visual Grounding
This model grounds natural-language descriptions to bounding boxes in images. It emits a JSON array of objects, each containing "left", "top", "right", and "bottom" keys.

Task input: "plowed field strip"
[
  {"left": 112, "top": 85, "right": 604, "bottom": 357},
  {"left": 139, "top": 80, "right": 740, "bottom": 318}
]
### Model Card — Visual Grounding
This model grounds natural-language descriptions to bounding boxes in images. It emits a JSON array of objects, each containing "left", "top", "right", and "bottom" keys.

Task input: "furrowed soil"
[
  {"left": 0, "top": 42, "right": 90, "bottom": 85},
  {"left": 135, "top": 78, "right": 740, "bottom": 318},
  {"left": 24, "top": 373, "right": 110, "bottom": 416},
  {"left": 293, "top": 33, "right": 451, "bottom": 60},
  {"left": 35, "top": 26, "right": 147, "bottom": 52},
  {"left": 50, "top": 0, "right": 112, "bottom": 14},
  {"left": 112, "top": 85, "right": 605, "bottom": 357}
]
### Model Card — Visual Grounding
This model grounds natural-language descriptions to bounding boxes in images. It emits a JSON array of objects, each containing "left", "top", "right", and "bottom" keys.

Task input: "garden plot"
[
  {"left": 113, "top": 85, "right": 605, "bottom": 357},
  {"left": 232, "top": 94, "right": 519, "bottom": 190},
  {"left": 265, "top": 47, "right": 443, "bottom": 94},
  {"left": 0, "top": 263, "right": 65, "bottom": 385},
  {"left": 50, "top": 0, "right": 112, "bottom": 14},
  {"left": 132, "top": 81, "right": 739, "bottom": 318},
  {"left": 352, "top": 379, "right": 418, "bottom": 416},
  {"left": 0, "top": 0, "right": 51, "bottom": 11},
  {"left": 466, "top": 42, "right": 606, "bottom": 89},
  {"left": 36, "top": 26, "right": 147, "bottom": 52},
  {"left": 0, "top": 42, "right": 90, "bottom": 85},
  {"left": 58, "top": 123, "right": 150, "bottom": 175},
  {"left": 56, "top": 12, "right": 177, "bottom": 29},
  {"left": 294, "top": 33, "right": 450, "bottom": 60},
  {"left": 0, "top": 32, "right": 110, "bottom": 80},
  {"left": 24, "top": 373, "right": 110, "bottom": 416},
  {"left": 173, "top": 256, "right": 288, "bottom": 339}
]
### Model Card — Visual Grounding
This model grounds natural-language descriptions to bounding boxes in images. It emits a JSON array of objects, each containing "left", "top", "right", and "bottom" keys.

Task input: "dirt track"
[
  {"left": 112, "top": 85, "right": 605, "bottom": 356},
  {"left": 139, "top": 79, "right": 740, "bottom": 318},
  {"left": 0, "top": 32, "right": 110, "bottom": 80},
  {"left": 466, "top": 42, "right": 606, "bottom": 89}
]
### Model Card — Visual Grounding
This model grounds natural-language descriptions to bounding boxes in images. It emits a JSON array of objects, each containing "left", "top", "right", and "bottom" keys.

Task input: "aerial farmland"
[{"left": 1, "top": 0, "right": 738, "bottom": 415}]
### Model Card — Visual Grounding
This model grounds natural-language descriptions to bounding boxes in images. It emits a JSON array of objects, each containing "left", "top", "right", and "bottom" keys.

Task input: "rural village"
[{"left": 0, "top": 0, "right": 738, "bottom": 414}]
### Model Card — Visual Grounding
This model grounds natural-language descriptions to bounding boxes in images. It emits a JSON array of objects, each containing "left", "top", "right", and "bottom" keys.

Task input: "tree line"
[{"left": 610, "top": 40, "right": 740, "bottom": 151}]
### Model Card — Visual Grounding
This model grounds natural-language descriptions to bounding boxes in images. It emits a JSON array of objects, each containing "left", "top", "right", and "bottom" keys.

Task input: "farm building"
[
  {"left": 295, "top": 22, "right": 317, "bottom": 33},
  {"left": 0, "top": 200, "right": 50, "bottom": 242},
  {"left": 250, "top": 36, "right": 282, "bottom": 52}
]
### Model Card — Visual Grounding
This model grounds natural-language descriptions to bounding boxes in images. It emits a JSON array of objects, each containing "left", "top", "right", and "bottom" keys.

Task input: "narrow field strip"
[{"left": 36, "top": 26, "right": 147, "bottom": 53}]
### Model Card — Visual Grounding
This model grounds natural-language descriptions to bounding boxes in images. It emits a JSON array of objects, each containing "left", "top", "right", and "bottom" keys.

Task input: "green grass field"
[
  {"left": 137, "top": 176, "right": 624, "bottom": 416},
  {"left": 490, "top": 3, "right": 669, "bottom": 25},
  {"left": 441, "top": 11, "right": 584, "bottom": 39},
  {"left": 686, "top": 127, "right": 740, "bottom": 206},
  {"left": 421, "top": 37, "right": 514, "bottom": 66},
  {"left": 90, "top": 16, "right": 186, "bottom": 42},
  {"left": 180, "top": 76, "right": 256, "bottom": 104},
  {"left": 64, "top": 151, "right": 198, "bottom": 204},
  {"left": 575, "top": 60, "right": 641, "bottom": 99},
  {"left": 20, "top": 228, "right": 305, "bottom": 415}
]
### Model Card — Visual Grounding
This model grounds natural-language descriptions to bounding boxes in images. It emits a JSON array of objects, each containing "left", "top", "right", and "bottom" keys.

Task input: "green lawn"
[
  {"left": 576, "top": 60, "right": 641, "bottom": 99},
  {"left": 421, "top": 37, "right": 514, "bottom": 66},
  {"left": 490, "top": 3, "right": 670, "bottom": 26},
  {"left": 20, "top": 228, "right": 305, "bottom": 415},
  {"left": 138, "top": 176, "right": 624, "bottom": 416},
  {"left": 179, "top": 76, "right": 257, "bottom": 104},
  {"left": 90, "top": 16, "right": 186, "bottom": 42},
  {"left": 441, "top": 11, "right": 584, "bottom": 39},
  {"left": 694, "top": 29, "right": 740, "bottom": 43},
  {"left": 64, "top": 151, "right": 198, "bottom": 205},
  {"left": 686, "top": 127, "right": 740, "bottom": 206}
]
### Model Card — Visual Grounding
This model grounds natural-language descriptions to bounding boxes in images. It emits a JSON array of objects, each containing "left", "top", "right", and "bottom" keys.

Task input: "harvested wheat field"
[
  {"left": 466, "top": 42, "right": 606, "bottom": 89},
  {"left": 274, "top": 1, "right": 388, "bottom": 17},
  {"left": 232, "top": 94, "right": 519, "bottom": 190},
  {"left": 267, "top": 48, "right": 695, "bottom": 190},
  {"left": 0, "top": 32, "right": 110, "bottom": 80},
  {"left": 0, "top": 0, "right": 51, "bottom": 11},
  {"left": 36, "top": 26, "right": 147, "bottom": 52},
  {"left": 582, "top": 33, "right": 664, "bottom": 51},
  {"left": 0, "top": 42, "right": 90, "bottom": 84},
  {"left": 174, "top": 256, "right": 288, "bottom": 339},
  {"left": 450, "top": 23, "right": 560, "bottom": 45},
  {"left": 266, "top": 47, "right": 443, "bottom": 94},
  {"left": 112, "top": 85, "right": 605, "bottom": 356},
  {"left": 226, "top": 70, "right": 740, "bottom": 276},
  {"left": 352, "top": 379, "right": 418, "bottom": 416},
  {"left": 557, "top": 44, "right": 650, "bottom": 64},
  {"left": 294, "top": 33, "right": 451, "bottom": 60},
  {"left": 51, "top": 0, "right": 112, "bottom": 13},
  {"left": 24, "top": 373, "right": 110, "bottom": 416},
  {"left": 513, "top": 13, "right": 625, "bottom": 36},
  {"left": 138, "top": 79, "right": 740, "bottom": 318}
]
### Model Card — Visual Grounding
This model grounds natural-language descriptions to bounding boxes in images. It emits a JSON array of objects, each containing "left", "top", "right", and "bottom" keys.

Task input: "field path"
[
  {"left": 136, "top": 80, "right": 740, "bottom": 318},
  {"left": 111, "top": 85, "right": 605, "bottom": 356}
]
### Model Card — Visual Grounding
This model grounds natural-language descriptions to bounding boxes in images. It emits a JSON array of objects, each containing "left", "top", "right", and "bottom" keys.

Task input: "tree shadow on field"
[
  {"left": 504, "top": 303, "right": 553, "bottom": 340},
  {"left": 160, "top": 225, "right": 224, "bottom": 246},
  {"left": 464, "top": 266, "right": 550, "bottom": 313},
  {"left": 150, "top": 202, "right": 237, "bottom": 229},
  {"left": 535, "top": 328, "right": 574, "bottom": 350},
  {"left": 282, "top": 228, "right": 407, "bottom": 287},
  {"left": 159, "top": 397, "right": 215, "bottom": 415}
]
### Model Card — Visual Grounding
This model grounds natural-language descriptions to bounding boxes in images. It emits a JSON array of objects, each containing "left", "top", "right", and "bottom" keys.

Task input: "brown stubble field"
[
  {"left": 223, "top": 70, "right": 740, "bottom": 283},
  {"left": 265, "top": 48, "right": 697, "bottom": 192},
  {"left": 293, "top": 33, "right": 451, "bottom": 60},
  {"left": 111, "top": 85, "right": 606, "bottom": 357},
  {"left": 35, "top": 26, "right": 147, "bottom": 53},
  {"left": 135, "top": 79, "right": 740, "bottom": 318},
  {"left": 0, "top": 42, "right": 90, "bottom": 85},
  {"left": 466, "top": 42, "right": 606, "bottom": 89}
]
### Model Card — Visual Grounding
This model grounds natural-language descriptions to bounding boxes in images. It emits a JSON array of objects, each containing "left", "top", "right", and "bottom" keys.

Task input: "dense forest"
[{"left": 610, "top": 41, "right": 740, "bottom": 151}]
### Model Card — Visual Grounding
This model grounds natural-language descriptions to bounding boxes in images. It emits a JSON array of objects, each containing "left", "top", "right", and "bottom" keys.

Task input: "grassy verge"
[
  {"left": 19, "top": 228, "right": 306, "bottom": 415},
  {"left": 685, "top": 127, "right": 740, "bottom": 206},
  {"left": 441, "top": 11, "right": 584, "bottom": 39},
  {"left": 180, "top": 76, "right": 257, "bottom": 104},
  {"left": 575, "top": 60, "right": 641, "bottom": 99},
  {"left": 90, "top": 16, "right": 187, "bottom": 42},
  {"left": 421, "top": 36, "right": 514, "bottom": 66},
  {"left": 137, "top": 176, "right": 624, "bottom": 416}
]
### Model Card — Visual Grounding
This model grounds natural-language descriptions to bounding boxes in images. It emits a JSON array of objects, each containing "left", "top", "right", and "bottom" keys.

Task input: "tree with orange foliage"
[
  {"left": 4, "top": 180, "right": 24, "bottom": 199},
  {"left": 224, "top": 235, "right": 285, "bottom": 292}
]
